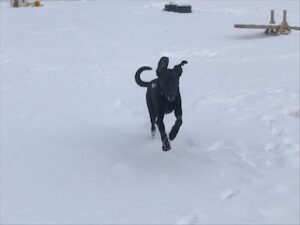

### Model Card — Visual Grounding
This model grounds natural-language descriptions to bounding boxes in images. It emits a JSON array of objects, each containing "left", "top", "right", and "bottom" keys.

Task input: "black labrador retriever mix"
[{"left": 135, "top": 57, "right": 187, "bottom": 151}]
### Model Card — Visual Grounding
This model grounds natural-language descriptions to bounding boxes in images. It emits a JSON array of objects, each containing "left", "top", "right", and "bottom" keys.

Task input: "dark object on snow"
[
  {"left": 164, "top": 3, "right": 192, "bottom": 13},
  {"left": 135, "top": 57, "right": 188, "bottom": 151}
]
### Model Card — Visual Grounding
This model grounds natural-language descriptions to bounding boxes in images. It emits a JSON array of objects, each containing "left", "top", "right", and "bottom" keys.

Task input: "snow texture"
[{"left": 1, "top": 0, "right": 299, "bottom": 224}]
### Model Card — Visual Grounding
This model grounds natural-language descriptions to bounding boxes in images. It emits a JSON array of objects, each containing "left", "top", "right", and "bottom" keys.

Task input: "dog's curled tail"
[{"left": 135, "top": 66, "right": 152, "bottom": 87}]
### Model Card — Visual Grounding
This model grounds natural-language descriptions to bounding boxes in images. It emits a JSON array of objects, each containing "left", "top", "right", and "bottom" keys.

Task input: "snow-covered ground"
[{"left": 1, "top": 0, "right": 299, "bottom": 224}]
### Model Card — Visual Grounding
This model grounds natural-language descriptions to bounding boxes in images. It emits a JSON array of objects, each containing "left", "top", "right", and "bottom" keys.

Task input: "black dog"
[{"left": 135, "top": 57, "right": 187, "bottom": 151}]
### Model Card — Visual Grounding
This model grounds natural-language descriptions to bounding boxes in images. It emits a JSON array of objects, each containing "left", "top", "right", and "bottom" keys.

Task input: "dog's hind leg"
[
  {"left": 146, "top": 90, "right": 156, "bottom": 137},
  {"left": 169, "top": 96, "right": 183, "bottom": 141}
]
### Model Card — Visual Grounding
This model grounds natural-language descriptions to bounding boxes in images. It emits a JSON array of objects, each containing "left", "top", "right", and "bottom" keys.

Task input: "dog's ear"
[
  {"left": 173, "top": 60, "right": 188, "bottom": 76},
  {"left": 156, "top": 56, "right": 169, "bottom": 77}
]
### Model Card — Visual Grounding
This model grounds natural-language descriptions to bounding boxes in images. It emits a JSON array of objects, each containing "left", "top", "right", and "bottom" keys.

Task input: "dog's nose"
[{"left": 167, "top": 96, "right": 176, "bottom": 102}]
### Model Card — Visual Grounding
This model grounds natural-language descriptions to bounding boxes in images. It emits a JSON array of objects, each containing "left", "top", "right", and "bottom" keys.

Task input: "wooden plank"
[
  {"left": 289, "top": 26, "right": 300, "bottom": 30},
  {"left": 235, "top": 24, "right": 299, "bottom": 30},
  {"left": 234, "top": 24, "right": 279, "bottom": 29}
]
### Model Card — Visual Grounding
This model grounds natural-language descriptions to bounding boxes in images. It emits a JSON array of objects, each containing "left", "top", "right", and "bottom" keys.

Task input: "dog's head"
[{"left": 156, "top": 57, "right": 187, "bottom": 102}]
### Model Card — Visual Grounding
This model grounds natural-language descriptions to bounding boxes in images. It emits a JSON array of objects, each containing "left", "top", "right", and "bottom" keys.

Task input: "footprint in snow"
[
  {"left": 221, "top": 189, "right": 242, "bottom": 200},
  {"left": 177, "top": 210, "right": 198, "bottom": 225},
  {"left": 271, "top": 127, "right": 284, "bottom": 138},
  {"left": 287, "top": 109, "right": 300, "bottom": 119}
]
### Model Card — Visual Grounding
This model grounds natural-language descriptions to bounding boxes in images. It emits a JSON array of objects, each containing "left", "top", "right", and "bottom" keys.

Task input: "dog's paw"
[
  {"left": 151, "top": 130, "right": 156, "bottom": 138},
  {"left": 162, "top": 144, "right": 171, "bottom": 151},
  {"left": 151, "top": 126, "right": 156, "bottom": 138},
  {"left": 169, "top": 131, "right": 177, "bottom": 141},
  {"left": 162, "top": 139, "right": 171, "bottom": 151}
]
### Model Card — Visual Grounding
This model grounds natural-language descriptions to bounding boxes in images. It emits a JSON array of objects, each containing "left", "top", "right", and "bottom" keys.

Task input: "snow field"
[{"left": 1, "top": 0, "right": 299, "bottom": 224}]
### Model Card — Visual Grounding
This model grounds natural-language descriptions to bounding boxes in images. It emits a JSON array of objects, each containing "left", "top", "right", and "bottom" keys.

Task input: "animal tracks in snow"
[
  {"left": 177, "top": 210, "right": 199, "bottom": 225},
  {"left": 221, "top": 189, "right": 243, "bottom": 200},
  {"left": 161, "top": 49, "right": 218, "bottom": 62},
  {"left": 286, "top": 108, "right": 300, "bottom": 119}
]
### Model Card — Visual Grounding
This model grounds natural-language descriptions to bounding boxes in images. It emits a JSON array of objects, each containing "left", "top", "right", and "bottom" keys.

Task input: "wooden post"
[
  {"left": 283, "top": 10, "right": 287, "bottom": 23},
  {"left": 275, "top": 10, "right": 291, "bottom": 35},
  {"left": 270, "top": 10, "right": 275, "bottom": 24},
  {"left": 266, "top": 10, "right": 276, "bottom": 34},
  {"left": 282, "top": 10, "right": 290, "bottom": 32}
]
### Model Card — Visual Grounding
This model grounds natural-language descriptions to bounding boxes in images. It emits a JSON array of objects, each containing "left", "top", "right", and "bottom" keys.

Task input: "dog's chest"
[{"left": 164, "top": 101, "right": 175, "bottom": 114}]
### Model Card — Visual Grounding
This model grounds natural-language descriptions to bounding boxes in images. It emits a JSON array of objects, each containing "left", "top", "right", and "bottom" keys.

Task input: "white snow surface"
[{"left": 1, "top": 0, "right": 299, "bottom": 224}]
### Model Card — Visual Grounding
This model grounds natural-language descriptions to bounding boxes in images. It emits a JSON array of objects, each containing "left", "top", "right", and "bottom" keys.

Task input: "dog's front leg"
[
  {"left": 169, "top": 117, "right": 182, "bottom": 141},
  {"left": 169, "top": 97, "right": 182, "bottom": 141},
  {"left": 156, "top": 114, "right": 171, "bottom": 151}
]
